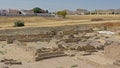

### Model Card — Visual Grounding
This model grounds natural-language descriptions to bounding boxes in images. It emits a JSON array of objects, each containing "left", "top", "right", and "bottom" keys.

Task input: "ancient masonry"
[{"left": 0, "top": 25, "right": 104, "bottom": 61}]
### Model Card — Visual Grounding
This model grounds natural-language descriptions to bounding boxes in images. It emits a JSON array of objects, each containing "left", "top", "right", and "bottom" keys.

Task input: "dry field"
[
  {"left": 67, "top": 15, "right": 120, "bottom": 20},
  {"left": 0, "top": 15, "right": 120, "bottom": 28}
]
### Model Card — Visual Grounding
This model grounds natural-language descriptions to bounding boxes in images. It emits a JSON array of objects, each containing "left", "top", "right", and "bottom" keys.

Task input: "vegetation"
[
  {"left": 57, "top": 10, "right": 67, "bottom": 18},
  {"left": 33, "top": 7, "right": 42, "bottom": 13},
  {"left": 46, "top": 10, "right": 49, "bottom": 13},
  {"left": 14, "top": 21, "right": 25, "bottom": 27},
  {"left": 91, "top": 18, "right": 103, "bottom": 21},
  {"left": 32, "top": 7, "right": 49, "bottom": 13},
  {"left": 0, "top": 15, "right": 120, "bottom": 28}
]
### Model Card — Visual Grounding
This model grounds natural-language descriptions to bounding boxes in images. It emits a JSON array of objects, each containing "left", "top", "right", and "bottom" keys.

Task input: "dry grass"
[
  {"left": 0, "top": 15, "right": 120, "bottom": 28},
  {"left": 0, "top": 16, "right": 63, "bottom": 27},
  {"left": 66, "top": 15, "right": 120, "bottom": 20}
]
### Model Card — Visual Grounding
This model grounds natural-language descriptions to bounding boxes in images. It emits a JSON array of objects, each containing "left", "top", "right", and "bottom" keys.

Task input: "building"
[
  {"left": 21, "top": 10, "right": 35, "bottom": 16},
  {"left": 75, "top": 9, "right": 89, "bottom": 15},
  {"left": 0, "top": 9, "right": 9, "bottom": 16}
]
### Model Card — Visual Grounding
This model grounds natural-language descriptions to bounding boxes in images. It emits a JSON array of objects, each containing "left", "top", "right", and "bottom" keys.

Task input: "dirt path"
[{"left": 36, "top": 20, "right": 120, "bottom": 27}]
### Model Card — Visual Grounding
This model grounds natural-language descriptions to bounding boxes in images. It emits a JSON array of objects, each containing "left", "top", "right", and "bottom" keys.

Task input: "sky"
[{"left": 0, "top": 0, "right": 120, "bottom": 12}]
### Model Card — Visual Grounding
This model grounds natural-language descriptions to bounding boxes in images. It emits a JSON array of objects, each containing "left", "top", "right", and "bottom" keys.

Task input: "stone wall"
[
  {"left": 0, "top": 24, "right": 92, "bottom": 42},
  {"left": 4, "top": 34, "right": 52, "bottom": 43}
]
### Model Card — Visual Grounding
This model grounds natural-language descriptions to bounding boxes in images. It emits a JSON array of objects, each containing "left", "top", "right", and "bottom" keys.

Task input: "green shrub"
[
  {"left": 14, "top": 21, "right": 25, "bottom": 27},
  {"left": 57, "top": 10, "right": 67, "bottom": 18}
]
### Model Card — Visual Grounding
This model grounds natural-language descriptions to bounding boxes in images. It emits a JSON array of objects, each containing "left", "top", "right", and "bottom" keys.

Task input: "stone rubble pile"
[
  {"left": 0, "top": 59, "right": 22, "bottom": 65},
  {"left": 2, "top": 28, "right": 119, "bottom": 62},
  {"left": 35, "top": 48, "right": 67, "bottom": 61}
]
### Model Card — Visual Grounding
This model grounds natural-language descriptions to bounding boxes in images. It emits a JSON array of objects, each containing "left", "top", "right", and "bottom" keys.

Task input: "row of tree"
[{"left": 33, "top": 7, "right": 67, "bottom": 18}]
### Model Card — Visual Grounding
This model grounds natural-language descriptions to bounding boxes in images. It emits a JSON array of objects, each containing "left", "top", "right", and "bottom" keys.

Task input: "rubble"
[
  {"left": 0, "top": 59, "right": 22, "bottom": 65},
  {"left": 0, "top": 27, "right": 119, "bottom": 63},
  {"left": 35, "top": 48, "right": 67, "bottom": 61}
]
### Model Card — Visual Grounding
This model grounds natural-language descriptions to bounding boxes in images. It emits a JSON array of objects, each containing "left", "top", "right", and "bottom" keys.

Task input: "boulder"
[{"left": 58, "top": 44, "right": 66, "bottom": 50}]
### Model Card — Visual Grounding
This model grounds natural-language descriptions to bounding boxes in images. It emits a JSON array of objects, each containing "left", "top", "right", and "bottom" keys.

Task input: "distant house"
[
  {"left": 0, "top": 8, "right": 55, "bottom": 17},
  {"left": 21, "top": 10, "right": 55, "bottom": 17},
  {"left": 0, "top": 9, "right": 9, "bottom": 16},
  {"left": 64, "top": 10, "right": 74, "bottom": 15},
  {"left": 8, "top": 9, "right": 22, "bottom": 16},
  {"left": 75, "top": 9, "right": 89, "bottom": 15},
  {"left": 90, "top": 9, "right": 120, "bottom": 15},
  {"left": 21, "top": 10, "right": 35, "bottom": 16},
  {"left": 65, "top": 9, "right": 89, "bottom": 15}
]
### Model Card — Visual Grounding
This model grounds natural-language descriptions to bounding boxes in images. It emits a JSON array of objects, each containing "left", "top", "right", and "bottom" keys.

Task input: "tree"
[
  {"left": 33, "top": 7, "right": 42, "bottom": 13},
  {"left": 57, "top": 10, "right": 67, "bottom": 18},
  {"left": 112, "top": 12, "right": 115, "bottom": 15},
  {"left": 46, "top": 10, "right": 49, "bottom": 13}
]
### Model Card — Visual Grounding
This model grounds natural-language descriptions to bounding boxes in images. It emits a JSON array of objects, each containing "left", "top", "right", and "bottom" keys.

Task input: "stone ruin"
[
  {"left": 35, "top": 48, "right": 67, "bottom": 61},
  {"left": 0, "top": 26, "right": 117, "bottom": 62},
  {"left": 0, "top": 59, "right": 22, "bottom": 65}
]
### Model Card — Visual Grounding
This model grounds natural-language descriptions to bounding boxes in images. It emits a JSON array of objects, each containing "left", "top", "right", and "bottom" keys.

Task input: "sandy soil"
[
  {"left": 0, "top": 41, "right": 119, "bottom": 68},
  {"left": 9, "top": 56, "right": 97, "bottom": 68},
  {"left": 9, "top": 53, "right": 120, "bottom": 68}
]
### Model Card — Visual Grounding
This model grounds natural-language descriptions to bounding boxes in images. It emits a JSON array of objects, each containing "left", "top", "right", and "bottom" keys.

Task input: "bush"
[
  {"left": 57, "top": 10, "right": 67, "bottom": 18},
  {"left": 14, "top": 21, "right": 25, "bottom": 27}
]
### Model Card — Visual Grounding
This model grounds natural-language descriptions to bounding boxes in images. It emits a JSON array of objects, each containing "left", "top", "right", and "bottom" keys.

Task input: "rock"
[
  {"left": 82, "top": 45, "right": 96, "bottom": 51},
  {"left": 80, "top": 52, "right": 92, "bottom": 56},
  {"left": 113, "top": 60, "right": 120, "bottom": 66},
  {"left": 13, "top": 40, "right": 22, "bottom": 46},
  {"left": 1, "top": 59, "right": 22, "bottom": 65},
  {"left": 49, "top": 39, "right": 58, "bottom": 49},
  {"left": 76, "top": 46, "right": 83, "bottom": 51},
  {"left": 89, "top": 39, "right": 106, "bottom": 49},
  {"left": 35, "top": 51, "right": 66, "bottom": 61},
  {"left": 5, "top": 61, "right": 22, "bottom": 65},
  {"left": 6, "top": 37, "right": 15, "bottom": 44},
  {"left": 84, "top": 33, "right": 97, "bottom": 37},
  {"left": 58, "top": 44, "right": 66, "bottom": 50}
]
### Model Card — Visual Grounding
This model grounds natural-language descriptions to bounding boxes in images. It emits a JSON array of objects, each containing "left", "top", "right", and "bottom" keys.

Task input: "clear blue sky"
[{"left": 0, "top": 0, "right": 120, "bottom": 11}]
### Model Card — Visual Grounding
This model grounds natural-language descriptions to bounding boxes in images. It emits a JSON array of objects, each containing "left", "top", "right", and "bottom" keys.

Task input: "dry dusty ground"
[{"left": 0, "top": 41, "right": 119, "bottom": 68}]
